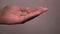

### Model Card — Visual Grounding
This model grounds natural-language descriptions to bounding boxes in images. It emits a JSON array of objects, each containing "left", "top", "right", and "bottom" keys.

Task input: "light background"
[{"left": 0, "top": 0, "right": 60, "bottom": 34}]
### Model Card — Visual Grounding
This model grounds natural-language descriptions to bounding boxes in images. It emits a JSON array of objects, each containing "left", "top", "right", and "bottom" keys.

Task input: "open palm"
[{"left": 0, "top": 5, "right": 48, "bottom": 24}]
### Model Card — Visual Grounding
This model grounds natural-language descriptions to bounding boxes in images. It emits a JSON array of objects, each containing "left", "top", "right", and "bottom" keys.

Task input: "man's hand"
[{"left": 0, "top": 5, "right": 48, "bottom": 24}]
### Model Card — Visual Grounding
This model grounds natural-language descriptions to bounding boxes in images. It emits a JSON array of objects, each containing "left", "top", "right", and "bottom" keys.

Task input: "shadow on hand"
[{"left": 0, "top": 14, "right": 40, "bottom": 25}]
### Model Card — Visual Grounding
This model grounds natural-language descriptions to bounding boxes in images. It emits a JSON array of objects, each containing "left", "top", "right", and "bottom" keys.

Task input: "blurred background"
[{"left": 0, "top": 0, "right": 60, "bottom": 34}]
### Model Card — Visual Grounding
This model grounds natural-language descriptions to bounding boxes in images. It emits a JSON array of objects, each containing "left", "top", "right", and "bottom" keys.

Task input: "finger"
[
  {"left": 24, "top": 7, "right": 31, "bottom": 10},
  {"left": 24, "top": 7, "right": 48, "bottom": 19},
  {"left": 20, "top": 7, "right": 32, "bottom": 13},
  {"left": 18, "top": 7, "right": 48, "bottom": 23},
  {"left": 36, "top": 7, "right": 48, "bottom": 11}
]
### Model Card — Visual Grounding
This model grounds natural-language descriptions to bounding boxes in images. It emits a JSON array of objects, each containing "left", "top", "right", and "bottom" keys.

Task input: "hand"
[{"left": 0, "top": 5, "right": 48, "bottom": 24}]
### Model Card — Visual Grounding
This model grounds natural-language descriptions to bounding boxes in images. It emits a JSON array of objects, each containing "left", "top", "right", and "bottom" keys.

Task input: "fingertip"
[
  {"left": 36, "top": 6, "right": 48, "bottom": 11},
  {"left": 43, "top": 8, "right": 48, "bottom": 11}
]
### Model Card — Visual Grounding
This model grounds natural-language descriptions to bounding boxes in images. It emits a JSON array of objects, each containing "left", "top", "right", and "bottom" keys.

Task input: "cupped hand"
[{"left": 0, "top": 5, "right": 48, "bottom": 24}]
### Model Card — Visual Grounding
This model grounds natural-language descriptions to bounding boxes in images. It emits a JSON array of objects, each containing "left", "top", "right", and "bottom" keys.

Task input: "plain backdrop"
[{"left": 0, "top": 0, "right": 60, "bottom": 34}]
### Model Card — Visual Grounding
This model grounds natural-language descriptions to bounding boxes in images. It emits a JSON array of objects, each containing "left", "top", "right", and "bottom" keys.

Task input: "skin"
[{"left": 0, "top": 5, "right": 48, "bottom": 24}]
